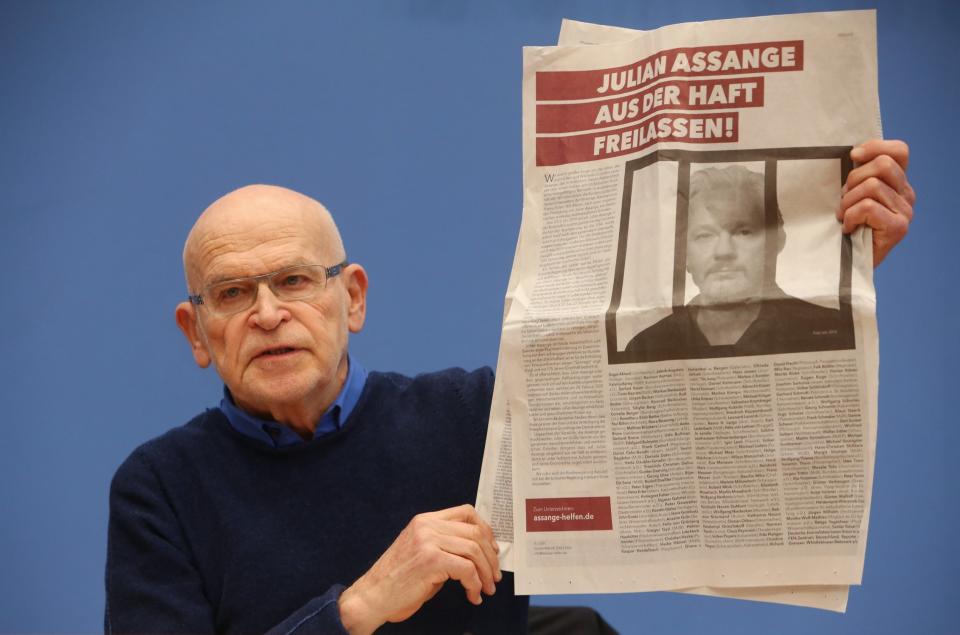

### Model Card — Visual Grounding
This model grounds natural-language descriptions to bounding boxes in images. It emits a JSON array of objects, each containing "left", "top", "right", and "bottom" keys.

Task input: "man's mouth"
[
  {"left": 707, "top": 267, "right": 744, "bottom": 276},
  {"left": 255, "top": 347, "right": 298, "bottom": 358}
]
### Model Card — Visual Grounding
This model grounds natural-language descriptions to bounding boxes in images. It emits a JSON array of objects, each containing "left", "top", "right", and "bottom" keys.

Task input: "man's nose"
[
  {"left": 713, "top": 231, "right": 736, "bottom": 259},
  {"left": 248, "top": 282, "right": 290, "bottom": 330}
]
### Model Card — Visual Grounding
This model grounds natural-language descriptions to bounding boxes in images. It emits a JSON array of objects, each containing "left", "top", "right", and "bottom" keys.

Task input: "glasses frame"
[{"left": 188, "top": 261, "right": 349, "bottom": 316}]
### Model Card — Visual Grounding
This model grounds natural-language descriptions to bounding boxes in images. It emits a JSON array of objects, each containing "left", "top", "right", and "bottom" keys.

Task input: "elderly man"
[
  {"left": 105, "top": 141, "right": 913, "bottom": 634},
  {"left": 105, "top": 185, "right": 524, "bottom": 634},
  {"left": 625, "top": 162, "right": 860, "bottom": 361}
]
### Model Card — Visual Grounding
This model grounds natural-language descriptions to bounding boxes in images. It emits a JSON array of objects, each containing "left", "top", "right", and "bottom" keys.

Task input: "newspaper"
[
  {"left": 558, "top": 16, "right": 856, "bottom": 612},
  {"left": 477, "top": 10, "right": 880, "bottom": 611}
]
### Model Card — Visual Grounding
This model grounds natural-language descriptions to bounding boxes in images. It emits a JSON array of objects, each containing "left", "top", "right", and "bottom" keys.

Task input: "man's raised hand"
[
  {"left": 838, "top": 139, "right": 916, "bottom": 267},
  {"left": 337, "top": 504, "right": 502, "bottom": 635}
]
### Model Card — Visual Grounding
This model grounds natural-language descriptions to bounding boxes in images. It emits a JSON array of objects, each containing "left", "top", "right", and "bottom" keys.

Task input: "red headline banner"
[
  {"left": 536, "top": 112, "right": 738, "bottom": 166},
  {"left": 537, "top": 76, "right": 764, "bottom": 134},
  {"left": 536, "top": 41, "right": 802, "bottom": 101},
  {"left": 526, "top": 496, "right": 613, "bottom": 532}
]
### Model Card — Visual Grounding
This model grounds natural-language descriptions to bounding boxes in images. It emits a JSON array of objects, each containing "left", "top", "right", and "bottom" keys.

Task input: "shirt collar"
[{"left": 219, "top": 355, "right": 368, "bottom": 448}]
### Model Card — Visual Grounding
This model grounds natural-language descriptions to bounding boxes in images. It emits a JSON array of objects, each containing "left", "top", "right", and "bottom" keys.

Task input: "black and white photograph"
[{"left": 607, "top": 148, "right": 856, "bottom": 364}]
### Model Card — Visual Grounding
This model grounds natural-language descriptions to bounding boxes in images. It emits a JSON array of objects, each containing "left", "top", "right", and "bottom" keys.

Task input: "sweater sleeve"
[
  {"left": 263, "top": 586, "right": 347, "bottom": 635},
  {"left": 105, "top": 448, "right": 351, "bottom": 635}
]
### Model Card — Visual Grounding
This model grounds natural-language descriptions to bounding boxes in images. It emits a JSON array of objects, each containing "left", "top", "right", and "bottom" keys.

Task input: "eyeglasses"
[{"left": 188, "top": 262, "right": 348, "bottom": 317}]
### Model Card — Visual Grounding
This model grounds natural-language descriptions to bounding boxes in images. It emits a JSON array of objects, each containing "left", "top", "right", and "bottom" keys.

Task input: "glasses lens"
[
  {"left": 270, "top": 265, "right": 326, "bottom": 301},
  {"left": 207, "top": 279, "right": 258, "bottom": 315}
]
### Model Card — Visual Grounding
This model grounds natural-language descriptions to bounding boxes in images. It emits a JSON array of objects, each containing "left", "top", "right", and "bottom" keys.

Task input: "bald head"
[{"left": 183, "top": 184, "right": 345, "bottom": 290}]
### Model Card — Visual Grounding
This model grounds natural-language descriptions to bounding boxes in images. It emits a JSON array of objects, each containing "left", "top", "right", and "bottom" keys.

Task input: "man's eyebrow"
[
  {"left": 202, "top": 260, "right": 316, "bottom": 287},
  {"left": 204, "top": 273, "right": 247, "bottom": 286}
]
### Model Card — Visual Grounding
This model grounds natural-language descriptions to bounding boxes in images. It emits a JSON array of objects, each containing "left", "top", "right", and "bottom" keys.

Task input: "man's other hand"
[
  {"left": 337, "top": 504, "right": 502, "bottom": 635},
  {"left": 838, "top": 139, "right": 916, "bottom": 267}
]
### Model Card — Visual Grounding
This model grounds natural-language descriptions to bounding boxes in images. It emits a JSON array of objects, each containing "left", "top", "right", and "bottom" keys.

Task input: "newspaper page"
[
  {"left": 552, "top": 17, "right": 864, "bottom": 612},
  {"left": 487, "top": 10, "right": 881, "bottom": 599}
]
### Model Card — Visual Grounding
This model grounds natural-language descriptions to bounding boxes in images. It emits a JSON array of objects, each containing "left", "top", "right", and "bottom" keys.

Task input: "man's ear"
[
  {"left": 175, "top": 301, "right": 212, "bottom": 368},
  {"left": 343, "top": 264, "right": 368, "bottom": 334}
]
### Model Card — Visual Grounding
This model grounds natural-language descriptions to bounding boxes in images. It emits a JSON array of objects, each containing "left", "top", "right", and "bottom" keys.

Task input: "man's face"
[
  {"left": 685, "top": 194, "right": 768, "bottom": 305},
  {"left": 178, "top": 195, "right": 365, "bottom": 419}
]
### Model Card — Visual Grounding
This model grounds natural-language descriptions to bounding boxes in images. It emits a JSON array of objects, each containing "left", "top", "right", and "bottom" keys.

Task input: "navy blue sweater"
[{"left": 106, "top": 368, "right": 527, "bottom": 634}]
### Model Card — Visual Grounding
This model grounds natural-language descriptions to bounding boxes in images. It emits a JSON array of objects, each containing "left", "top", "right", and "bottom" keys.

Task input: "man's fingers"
[
  {"left": 841, "top": 197, "right": 897, "bottom": 234},
  {"left": 409, "top": 505, "right": 503, "bottom": 600},
  {"left": 435, "top": 533, "right": 499, "bottom": 595},
  {"left": 841, "top": 177, "right": 914, "bottom": 225},
  {"left": 843, "top": 154, "right": 911, "bottom": 203},
  {"left": 851, "top": 139, "right": 909, "bottom": 171},
  {"left": 434, "top": 504, "right": 500, "bottom": 556},
  {"left": 440, "top": 521, "right": 502, "bottom": 582},
  {"left": 436, "top": 504, "right": 487, "bottom": 528},
  {"left": 440, "top": 550, "right": 485, "bottom": 605},
  {"left": 432, "top": 505, "right": 498, "bottom": 548},
  {"left": 416, "top": 505, "right": 490, "bottom": 540},
  {"left": 414, "top": 506, "right": 501, "bottom": 591},
  {"left": 841, "top": 198, "right": 909, "bottom": 265}
]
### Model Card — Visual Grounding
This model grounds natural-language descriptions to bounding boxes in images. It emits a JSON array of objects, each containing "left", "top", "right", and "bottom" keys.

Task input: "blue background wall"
[{"left": 1, "top": 1, "right": 956, "bottom": 632}]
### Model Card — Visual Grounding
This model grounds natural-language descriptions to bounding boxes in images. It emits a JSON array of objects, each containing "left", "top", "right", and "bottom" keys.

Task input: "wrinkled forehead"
[
  {"left": 185, "top": 186, "right": 341, "bottom": 287},
  {"left": 688, "top": 188, "right": 766, "bottom": 230}
]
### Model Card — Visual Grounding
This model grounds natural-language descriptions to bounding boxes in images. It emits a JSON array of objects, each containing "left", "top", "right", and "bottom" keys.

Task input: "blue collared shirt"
[{"left": 219, "top": 356, "right": 368, "bottom": 448}]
